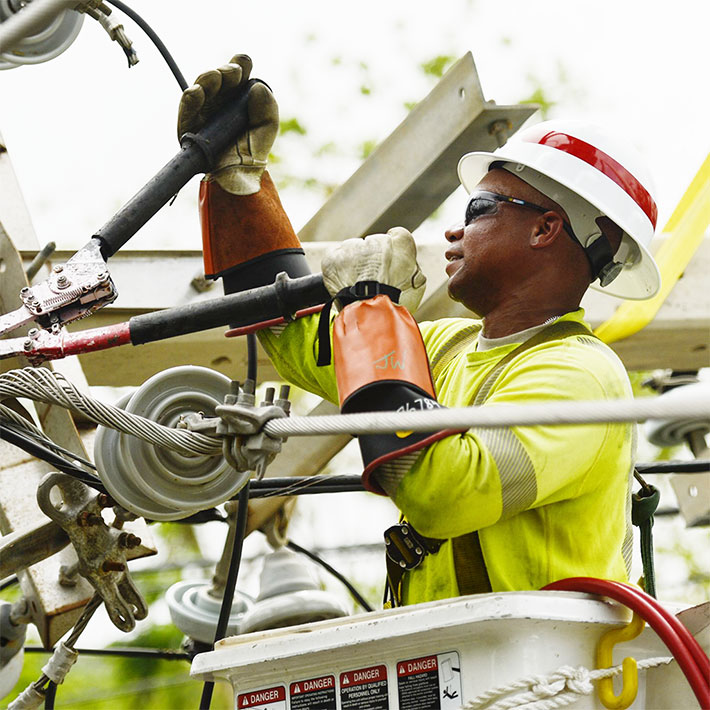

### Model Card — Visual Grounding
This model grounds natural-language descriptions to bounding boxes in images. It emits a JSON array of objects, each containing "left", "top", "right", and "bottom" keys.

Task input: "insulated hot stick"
[
  {"left": 128, "top": 273, "right": 328, "bottom": 344},
  {"left": 0, "top": 79, "right": 270, "bottom": 339},
  {"left": 93, "top": 78, "right": 266, "bottom": 260},
  {"left": 1, "top": 273, "right": 329, "bottom": 364}
]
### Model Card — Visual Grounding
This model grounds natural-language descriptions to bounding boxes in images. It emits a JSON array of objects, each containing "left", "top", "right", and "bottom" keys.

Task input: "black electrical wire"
[
  {"left": 635, "top": 460, "right": 709, "bottom": 474},
  {"left": 199, "top": 481, "right": 250, "bottom": 710},
  {"left": 170, "top": 508, "right": 228, "bottom": 524},
  {"left": 0, "top": 424, "right": 102, "bottom": 490},
  {"left": 0, "top": 423, "right": 106, "bottom": 493},
  {"left": 213, "top": 485, "right": 250, "bottom": 639},
  {"left": 104, "top": 0, "right": 189, "bottom": 91},
  {"left": 24, "top": 646, "right": 190, "bottom": 661},
  {"left": 246, "top": 475, "right": 365, "bottom": 499},
  {"left": 44, "top": 680, "right": 57, "bottom": 709},
  {"left": 195, "top": 306, "right": 257, "bottom": 708},
  {"left": 0, "top": 417, "right": 97, "bottom": 472},
  {"left": 32, "top": 594, "right": 102, "bottom": 709},
  {"left": 246, "top": 333, "right": 258, "bottom": 383},
  {"left": 0, "top": 575, "right": 18, "bottom": 590},
  {"left": 287, "top": 540, "right": 374, "bottom": 613},
  {"left": 250, "top": 483, "right": 365, "bottom": 497},
  {"left": 245, "top": 464, "right": 710, "bottom": 500},
  {"left": 654, "top": 507, "right": 681, "bottom": 517}
]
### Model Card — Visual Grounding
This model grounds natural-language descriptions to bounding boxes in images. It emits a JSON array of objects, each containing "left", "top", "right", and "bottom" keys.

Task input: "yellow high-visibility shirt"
[{"left": 258, "top": 308, "right": 634, "bottom": 605}]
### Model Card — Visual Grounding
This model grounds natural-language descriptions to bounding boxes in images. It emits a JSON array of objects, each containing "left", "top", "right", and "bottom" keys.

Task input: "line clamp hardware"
[
  {"left": 36, "top": 473, "right": 148, "bottom": 633},
  {"left": 181, "top": 380, "right": 292, "bottom": 480}
]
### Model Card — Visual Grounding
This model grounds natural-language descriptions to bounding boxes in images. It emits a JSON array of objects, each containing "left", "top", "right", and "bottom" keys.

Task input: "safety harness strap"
[
  {"left": 385, "top": 319, "right": 599, "bottom": 605},
  {"left": 451, "top": 531, "right": 492, "bottom": 595},
  {"left": 631, "top": 479, "right": 660, "bottom": 598}
]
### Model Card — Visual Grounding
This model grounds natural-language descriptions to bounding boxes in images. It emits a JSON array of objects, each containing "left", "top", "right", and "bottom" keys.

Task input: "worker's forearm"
[
  {"left": 200, "top": 172, "right": 302, "bottom": 279},
  {"left": 257, "top": 315, "right": 339, "bottom": 404},
  {"left": 393, "top": 416, "right": 615, "bottom": 541},
  {"left": 394, "top": 431, "right": 504, "bottom": 539}
]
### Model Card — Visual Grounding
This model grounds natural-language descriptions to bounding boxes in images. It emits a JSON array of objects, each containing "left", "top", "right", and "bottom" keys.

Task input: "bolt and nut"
[
  {"left": 118, "top": 533, "right": 142, "bottom": 549},
  {"left": 77, "top": 511, "right": 103, "bottom": 527},
  {"left": 101, "top": 560, "right": 126, "bottom": 573},
  {"left": 97, "top": 493, "right": 115, "bottom": 508}
]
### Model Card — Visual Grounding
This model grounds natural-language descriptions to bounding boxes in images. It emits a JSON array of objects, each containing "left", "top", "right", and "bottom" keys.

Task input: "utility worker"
[{"left": 179, "top": 56, "right": 661, "bottom": 606}]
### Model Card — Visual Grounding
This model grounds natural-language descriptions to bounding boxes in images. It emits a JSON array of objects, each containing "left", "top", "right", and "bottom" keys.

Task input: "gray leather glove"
[
  {"left": 177, "top": 54, "right": 278, "bottom": 195},
  {"left": 321, "top": 227, "right": 427, "bottom": 313}
]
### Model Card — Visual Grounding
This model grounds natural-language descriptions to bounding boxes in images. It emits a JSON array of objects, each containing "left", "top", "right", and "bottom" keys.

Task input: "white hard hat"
[{"left": 457, "top": 119, "right": 661, "bottom": 300}]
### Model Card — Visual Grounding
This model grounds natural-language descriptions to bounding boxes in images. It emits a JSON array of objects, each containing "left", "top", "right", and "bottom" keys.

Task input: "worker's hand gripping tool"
[{"left": 0, "top": 79, "right": 268, "bottom": 341}]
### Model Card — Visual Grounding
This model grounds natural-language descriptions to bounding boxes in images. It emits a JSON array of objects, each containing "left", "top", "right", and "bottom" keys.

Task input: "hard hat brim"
[{"left": 457, "top": 150, "right": 662, "bottom": 301}]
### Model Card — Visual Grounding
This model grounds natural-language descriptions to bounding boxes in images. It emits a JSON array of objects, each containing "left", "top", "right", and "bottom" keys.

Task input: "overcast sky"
[{"left": 1, "top": 0, "right": 709, "bottom": 253}]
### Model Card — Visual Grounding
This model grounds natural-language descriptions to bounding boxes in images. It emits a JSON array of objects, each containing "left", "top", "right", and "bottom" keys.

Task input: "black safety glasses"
[
  {"left": 465, "top": 190, "right": 580, "bottom": 245},
  {"left": 464, "top": 190, "right": 618, "bottom": 284}
]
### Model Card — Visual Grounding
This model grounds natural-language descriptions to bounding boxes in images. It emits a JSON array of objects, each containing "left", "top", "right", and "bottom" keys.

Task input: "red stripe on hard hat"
[{"left": 523, "top": 131, "right": 658, "bottom": 229}]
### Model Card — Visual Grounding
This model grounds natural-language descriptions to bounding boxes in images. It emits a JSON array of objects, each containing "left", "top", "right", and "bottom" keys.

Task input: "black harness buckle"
[{"left": 384, "top": 523, "right": 442, "bottom": 570}]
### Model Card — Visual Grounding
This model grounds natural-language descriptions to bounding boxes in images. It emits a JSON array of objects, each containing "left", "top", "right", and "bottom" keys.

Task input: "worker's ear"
[{"left": 529, "top": 212, "right": 565, "bottom": 249}]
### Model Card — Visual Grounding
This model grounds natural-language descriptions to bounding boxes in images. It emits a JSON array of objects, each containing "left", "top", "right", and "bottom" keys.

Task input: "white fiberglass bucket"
[{"left": 191, "top": 590, "right": 708, "bottom": 709}]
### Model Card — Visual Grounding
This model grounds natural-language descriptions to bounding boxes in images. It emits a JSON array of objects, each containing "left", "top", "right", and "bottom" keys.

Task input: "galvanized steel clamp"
[{"left": 182, "top": 379, "right": 291, "bottom": 480}]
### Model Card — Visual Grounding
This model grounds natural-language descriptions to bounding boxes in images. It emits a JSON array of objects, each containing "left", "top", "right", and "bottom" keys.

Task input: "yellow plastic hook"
[{"left": 595, "top": 611, "right": 645, "bottom": 709}]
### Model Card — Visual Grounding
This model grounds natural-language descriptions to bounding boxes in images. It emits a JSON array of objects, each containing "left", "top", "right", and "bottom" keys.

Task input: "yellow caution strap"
[{"left": 594, "top": 153, "right": 710, "bottom": 344}]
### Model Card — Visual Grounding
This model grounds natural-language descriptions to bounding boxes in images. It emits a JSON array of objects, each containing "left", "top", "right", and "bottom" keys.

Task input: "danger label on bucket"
[
  {"left": 396, "top": 651, "right": 461, "bottom": 710},
  {"left": 290, "top": 674, "right": 336, "bottom": 710},
  {"left": 237, "top": 685, "right": 286, "bottom": 709},
  {"left": 339, "top": 664, "right": 389, "bottom": 709}
]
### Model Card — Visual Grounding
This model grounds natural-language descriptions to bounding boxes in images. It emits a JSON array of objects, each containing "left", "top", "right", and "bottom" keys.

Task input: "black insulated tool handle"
[
  {"left": 129, "top": 273, "right": 330, "bottom": 345},
  {"left": 92, "top": 79, "right": 264, "bottom": 259}
]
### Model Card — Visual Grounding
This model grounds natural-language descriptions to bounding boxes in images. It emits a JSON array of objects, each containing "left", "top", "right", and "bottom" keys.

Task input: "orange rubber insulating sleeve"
[
  {"left": 199, "top": 171, "right": 302, "bottom": 279},
  {"left": 332, "top": 295, "right": 436, "bottom": 408}
]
